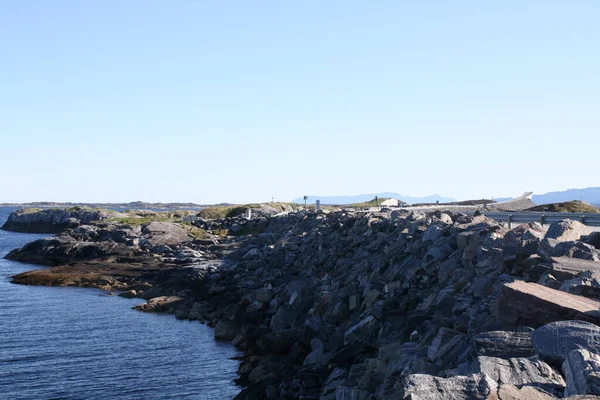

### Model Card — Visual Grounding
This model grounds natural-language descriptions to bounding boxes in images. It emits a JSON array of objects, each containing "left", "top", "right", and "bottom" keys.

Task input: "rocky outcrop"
[
  {"left": 9, "top": 207, "right": 600, "bottom": 399},
  {"left": 562, "top": 349, "right": 600, "bottom": 397},
  {"left": 1, "top": 207, "right": 116, "bottom": 233}
]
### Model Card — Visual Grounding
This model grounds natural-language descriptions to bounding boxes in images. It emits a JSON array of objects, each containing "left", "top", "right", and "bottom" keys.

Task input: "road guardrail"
[{"left": 477, "top": 212, "right": 600, "bottom": 229}]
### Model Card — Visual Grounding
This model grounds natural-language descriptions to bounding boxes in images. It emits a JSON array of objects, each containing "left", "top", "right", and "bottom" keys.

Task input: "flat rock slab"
[
  {"left": 396, "top": 373, "right": 497, "bottom": 400},
  {"left": 551, "top": 257, "right": 600, "bottom": 281},
  {"left": 497, "top": 281, "right": 600, "bottom": 327},
  {"left": 473, "top": 331, "right": 535, "bottom": 358},
  {"left": 495, "top": 384, "right": 558, "bottom": 400}
]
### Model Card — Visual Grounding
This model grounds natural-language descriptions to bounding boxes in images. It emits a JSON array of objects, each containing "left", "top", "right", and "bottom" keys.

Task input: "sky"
[{"left": 1, "top": 1, "right": 598, "bottom": 204}]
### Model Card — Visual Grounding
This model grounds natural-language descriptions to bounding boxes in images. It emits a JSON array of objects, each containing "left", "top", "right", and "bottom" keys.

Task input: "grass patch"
[
  {"left": 198, "top": 202, "right": 296, "bottom": 219},
  {"left": 526, "top": 200, "right": 600, "bottom": 213},
  {"left": 347, "top": 198, "right": 396, "bottom": 208},
  {"left": 105, "top": 210, "right": 198, "bottom": 226},
  {"left": 111, "top": 216, "right": 172, "bottom": 226},
  {"left": 212, "top": 228, "right": 229, "bottom": 237},
  {"left": 179, "top": 223, "right": 210, "bottom": 239}
]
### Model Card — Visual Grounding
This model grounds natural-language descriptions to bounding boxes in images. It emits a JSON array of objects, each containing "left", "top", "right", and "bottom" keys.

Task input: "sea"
[{"left": 0, "top": 207, "right": 241, "bottom": 400}]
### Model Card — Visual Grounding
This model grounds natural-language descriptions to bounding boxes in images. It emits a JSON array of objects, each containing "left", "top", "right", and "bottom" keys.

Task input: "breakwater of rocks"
[{"left": 5, "top": 206, "right": 600, "bottom": 399}]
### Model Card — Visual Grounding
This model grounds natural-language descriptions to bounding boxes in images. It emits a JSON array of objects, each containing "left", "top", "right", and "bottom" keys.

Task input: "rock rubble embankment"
[{"left": 5, "top": 207, "right": 600, "bottom": 399}]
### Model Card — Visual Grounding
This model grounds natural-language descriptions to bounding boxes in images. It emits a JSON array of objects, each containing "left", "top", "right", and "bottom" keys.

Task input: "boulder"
[
  {"left": 427, "top": 327, "right": 469, "bottom": 369},
  {"left": 320, "top": 368, "right": 347, "bottom": 400},
  {"left": 532, "top": 320, "right": 600, "bottom": 364},
  {"left": 550, "top": 258, "right": 600, "bottom": 282},
  {"left": 140, "top": 222, "right": 193, "bottom": 246},
  {"left": 468, "top": 356, "right": 565, "bottom": 396},
  {"left": 496, "top": 281, "right": 600, "bottom": 327},
  {"left": 539, "top": 239, "right": 600, "bottom": 262},
  {"left": 545, "top": 220, "right": 592, "bottom": 242},
  {"left": 583, "top": 232, "right": 600, "bottom": 250},
  {"left": 396, "top": 373, "right": 497, "bottom": 400},
  {"left": 214, "top": 319, "right": 239, "bottom": 340},
  {"left": 562, "top": 349, "right": 600, "bottom": 397},
  {"left": 270, "top": 307, "right": 298, "bottom": 332},
  {"left": 560, "top": 274, "right": 600, "bottom": 300},
  {"left": 255, "top": 288, "right": 273, "bottom": 303},
  {"left": 473, "top": 331, "right": 535, "bottom": 358},
  {"left": 118, "top": 290, "right": 137, "bottom": 299},
  {"left": 258, "top": 329, "right": 298, "bottom": 353}
]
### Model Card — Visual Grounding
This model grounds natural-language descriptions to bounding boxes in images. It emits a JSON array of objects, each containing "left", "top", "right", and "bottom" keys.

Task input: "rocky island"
[{"left": 4, "top": 204, "right": 600, "bottom": 399}]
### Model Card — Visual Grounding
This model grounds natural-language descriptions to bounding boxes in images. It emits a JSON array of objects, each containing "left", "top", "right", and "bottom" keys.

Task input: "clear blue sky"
[{"left": 1, "top": 1, "right": 598, "bottom": 204}]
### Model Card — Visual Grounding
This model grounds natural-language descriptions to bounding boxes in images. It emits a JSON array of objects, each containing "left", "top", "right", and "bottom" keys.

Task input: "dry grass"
[{"left": 526, "top": 200, "right": 600, "bottom": 213}]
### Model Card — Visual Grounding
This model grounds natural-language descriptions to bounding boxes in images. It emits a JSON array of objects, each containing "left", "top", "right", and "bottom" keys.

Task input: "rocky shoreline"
[{"left": 5, "top": 206, "right": 600, "bottom": 399}]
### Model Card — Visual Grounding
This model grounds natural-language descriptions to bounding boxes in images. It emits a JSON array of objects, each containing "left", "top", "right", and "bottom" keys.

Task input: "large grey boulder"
[
  {"left": 550, "top": 257, "right": 600, "bottom": 282},
  {"left": 560, "top": 274, "right": 600, "bottom": 300},
  {"left": 395, "top": 373, "right": 497, "bottom": 400},
  {"left": 214, "top": 319, "right": 239, "bottom": 340},
  {"left": 468, "top": 356, "right": 565, "bottom": 396},
  {"left": 545, "top": 220, "right": 593, "bottom": 242},
  {"left": 496, "top": 281, "right": 600, "bottom": 327},
  {"left": 539, "top": 239, "right": 600, "bottom": 262},
  {"left": 140, "top": 222, "right": 193, "bottom": 246},
  {"left": 343, "top": 316, "right": 381, "bottom": 345},
  {"left": 562, "top": 349, "right": 600, "bottom": 397},
  {"left": 473, "top": 331, "right": 535, "bottom": 358},
  {"left": 583, "top": 232, "right": 600, "bottom": 250},
  {"left": 532, "top": 320, "right": 600, "bottom": 364}
]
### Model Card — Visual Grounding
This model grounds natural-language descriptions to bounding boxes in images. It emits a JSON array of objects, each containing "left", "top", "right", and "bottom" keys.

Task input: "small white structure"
[{"left": 380, "top": 198, "right": 400, "bottom": 207}]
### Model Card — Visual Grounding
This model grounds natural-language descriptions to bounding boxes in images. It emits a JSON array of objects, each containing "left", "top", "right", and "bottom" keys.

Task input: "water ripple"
[{"left": 0, "top": 207, "right": 241, "bottom": 399}]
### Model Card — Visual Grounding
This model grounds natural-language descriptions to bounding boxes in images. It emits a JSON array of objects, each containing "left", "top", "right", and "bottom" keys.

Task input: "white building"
[{"left": 380, "top": 198, "right": 400, "bottom": 207}]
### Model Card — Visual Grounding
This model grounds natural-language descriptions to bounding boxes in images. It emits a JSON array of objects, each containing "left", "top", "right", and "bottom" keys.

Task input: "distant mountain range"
[
  {"left": 291, "top": 193, "right": 455, "bottom": 205},
  {"left": 291, "top": 187, "right": 600, "bottom": 207},
  {"left": 493, "top": 187, "right": 600, "bottom": 207},
  {"left": 0, "top": 201, "right": 207, "bottom": 210},
  {"left": 531, "top": 187, "right": 600, "bottom": 206}
]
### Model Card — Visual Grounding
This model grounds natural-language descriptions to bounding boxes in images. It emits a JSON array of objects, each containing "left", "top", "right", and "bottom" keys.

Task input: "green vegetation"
[
  {"left": 347, "top": 197, "right": 395, "bottom": 209},
  {"left": 183, "top": 225, "right": 210, "bottom": 239},
  {"left": 110, "top": 216, "right": 172, "bottom": 226},
  {"left": 20, "top": 208, "right": 43, "bottom": 214},
  {"left": 105, "top": 210, "right": 197, "bottom": 226},
  {"left": 197, "top": 202, "right": 296, "bottom": 219},
  {"left": 212, "top": 228, "right": 229, "bottom": 237},
  {"left": 526, "top": 200, "right": 600, "bottom": 213}
]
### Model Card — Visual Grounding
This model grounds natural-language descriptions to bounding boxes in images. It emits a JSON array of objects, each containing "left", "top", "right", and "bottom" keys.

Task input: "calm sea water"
[{"left": 0, "top": 207, "right": 240, "bottom": 400}]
